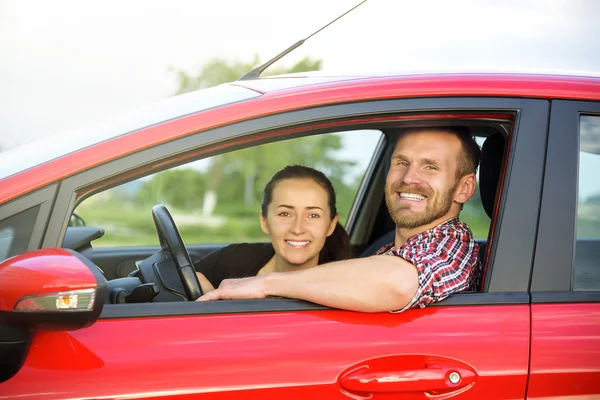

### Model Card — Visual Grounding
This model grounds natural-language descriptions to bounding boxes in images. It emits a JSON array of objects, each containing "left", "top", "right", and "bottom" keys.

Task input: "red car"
[{"left": 1, "top": 73, "right": 599, "bottom": 399}]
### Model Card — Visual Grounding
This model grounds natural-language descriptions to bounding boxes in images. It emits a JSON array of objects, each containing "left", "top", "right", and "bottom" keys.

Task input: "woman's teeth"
[{"left": 286, "top": 240, "right": 310, "bottom": 246}]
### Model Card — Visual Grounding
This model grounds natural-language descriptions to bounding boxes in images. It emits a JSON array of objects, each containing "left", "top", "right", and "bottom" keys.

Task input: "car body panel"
[
  {"left": 528, "top": 303, "right": 600, "bottom": 398},
  {"left": 3, "top": 305, "right": 529, "bottom": 399},
  {"left": 1, "top": 72, "right": 599, "bottom": 399}
]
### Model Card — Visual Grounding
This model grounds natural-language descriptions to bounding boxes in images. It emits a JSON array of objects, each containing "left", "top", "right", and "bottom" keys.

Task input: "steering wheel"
[{"left": 151, "top": 204, "right": 203, "bottom": 300}]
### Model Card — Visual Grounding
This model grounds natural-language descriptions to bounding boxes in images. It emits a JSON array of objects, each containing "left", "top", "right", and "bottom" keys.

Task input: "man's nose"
[
  {"left": 402, "top": 165, "right": 422, "bottom": 185},
  {"left": 290, "top": 216, "right": 305, "bottom": 234}
]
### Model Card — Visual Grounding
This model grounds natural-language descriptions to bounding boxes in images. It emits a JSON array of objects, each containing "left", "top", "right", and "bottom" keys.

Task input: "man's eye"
[
  {"left": 397, "top": 161, "right": 408, "bottom": 167},
  {"left": 425, "top": 165, "right": 438, "bottom": 170}
]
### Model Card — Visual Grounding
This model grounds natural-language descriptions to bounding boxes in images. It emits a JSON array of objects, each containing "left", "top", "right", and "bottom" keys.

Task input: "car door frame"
[
  {"left": 527, "top": 99, "right": 600, "bottom": 398},
  {"left": 531, "top": 99, "right": 600, "bottom": 294},
  {"left": 41, "top": 95, "right": 550, "bottom": 315}
]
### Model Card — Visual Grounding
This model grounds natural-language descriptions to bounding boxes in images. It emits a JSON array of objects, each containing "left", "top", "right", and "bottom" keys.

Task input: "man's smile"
[{"left": 399, "top": 192, "right": 427, "bottom": 201}]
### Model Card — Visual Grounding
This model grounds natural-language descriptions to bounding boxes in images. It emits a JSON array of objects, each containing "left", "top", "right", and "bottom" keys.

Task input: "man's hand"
[
  {"left": 195, "top": 255, "right": 418, "bottom": 312},
  {"left": 197, "top": 276, "right": 268, "bottom": 301}
]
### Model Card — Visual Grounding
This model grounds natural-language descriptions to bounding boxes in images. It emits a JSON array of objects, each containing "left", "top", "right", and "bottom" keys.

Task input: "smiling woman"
[{"left": 194, "top": 165, "right": 350, "bottom": 292}]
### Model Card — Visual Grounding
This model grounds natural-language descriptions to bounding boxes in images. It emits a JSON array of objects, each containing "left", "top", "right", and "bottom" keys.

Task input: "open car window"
[
  {"left": 65, "top": 108, "right": 514, "bottom": 297},
  {"left": 74, "top": 130, "right": 383, "bottom": 247},
  {"left": 460, "top": 136, "right": 491, "bottom": 240}
]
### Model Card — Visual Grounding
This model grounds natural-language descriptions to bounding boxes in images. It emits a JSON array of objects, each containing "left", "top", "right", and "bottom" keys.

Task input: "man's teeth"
[
  {"left": 400, "top": 193, "right": 426, "bottom": 201},
  {"left": 286, "top": 240, "right": 310, "bottom": 246}
]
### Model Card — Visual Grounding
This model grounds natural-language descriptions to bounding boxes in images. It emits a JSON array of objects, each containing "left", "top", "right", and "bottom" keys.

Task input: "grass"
[{"left": 76, "top": 200, "right": 268, "bottom": 247}]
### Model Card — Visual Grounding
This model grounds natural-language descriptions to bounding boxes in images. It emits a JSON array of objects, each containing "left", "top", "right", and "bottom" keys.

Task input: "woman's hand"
[{"left": 196, "top": 276, "right": 268, "bottom": 301}]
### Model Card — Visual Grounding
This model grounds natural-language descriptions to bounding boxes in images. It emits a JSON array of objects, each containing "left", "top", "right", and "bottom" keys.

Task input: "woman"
[{"left": 195, "top": 165, "right": 350, "bottom": 292}]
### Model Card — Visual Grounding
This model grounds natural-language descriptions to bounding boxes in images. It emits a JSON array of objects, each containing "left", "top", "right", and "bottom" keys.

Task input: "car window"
[
  {"left": 75, "top": 130, "right": 383, "bottom": 247},
  {"left": 0, "top": 206, "right": 41, "bottom": 262},
  {"left": 459, "top": 136, "right": 490, "bottom": 240},
  {"left": 574, "top": 115, "right": 600, "bottom": 290}
]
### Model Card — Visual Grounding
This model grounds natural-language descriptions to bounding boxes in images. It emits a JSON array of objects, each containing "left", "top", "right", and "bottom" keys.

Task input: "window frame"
[
  {"left": 28, "top": 96, "right": 548, "bottom": 317},
  {"left": 0, "top": 185, "right": 57, "bottom": 262},
  {"left": 73, "top": 128, "right": 386, "bottom": 248},
  {"left": 531, "top": 100, "right": 600, "bottom": 301}
]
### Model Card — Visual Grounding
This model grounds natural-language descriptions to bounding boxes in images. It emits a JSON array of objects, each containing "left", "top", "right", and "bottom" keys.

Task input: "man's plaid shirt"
[{"left": 376, "top": 218, "right": 480, "bottom": 312}]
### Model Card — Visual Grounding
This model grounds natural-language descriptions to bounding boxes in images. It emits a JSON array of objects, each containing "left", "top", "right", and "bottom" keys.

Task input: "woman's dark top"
[{"left": 194, "top": 243, "right": 275, "bottom": 288}]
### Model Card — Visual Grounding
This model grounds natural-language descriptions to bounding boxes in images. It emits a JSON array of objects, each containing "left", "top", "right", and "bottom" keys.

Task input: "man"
[{"left": 197, "top": 127, "right": 481, "bottom": 312}]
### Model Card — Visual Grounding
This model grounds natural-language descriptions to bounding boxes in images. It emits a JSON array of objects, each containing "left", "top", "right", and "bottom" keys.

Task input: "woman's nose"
[{"left": 290, "top": 216, "right": 305, "bottom": 234}]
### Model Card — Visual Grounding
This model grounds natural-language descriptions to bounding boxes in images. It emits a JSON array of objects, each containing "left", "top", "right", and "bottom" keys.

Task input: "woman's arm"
[{"left": 196, "top": 271, "right": 216, "bottom": 293}]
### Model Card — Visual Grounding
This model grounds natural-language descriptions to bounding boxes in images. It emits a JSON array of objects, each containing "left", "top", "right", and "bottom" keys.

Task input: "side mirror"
[
  {"left": 0, "top": 248, "right": 106, "bottom": 382},
  {"left": 69, "top": 212, "right": 86, "bottom": 227}
]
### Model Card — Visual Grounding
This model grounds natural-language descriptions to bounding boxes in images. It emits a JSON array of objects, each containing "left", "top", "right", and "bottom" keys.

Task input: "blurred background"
[{"left": 2, "top": 0, "right": 599, "bottom": 246}]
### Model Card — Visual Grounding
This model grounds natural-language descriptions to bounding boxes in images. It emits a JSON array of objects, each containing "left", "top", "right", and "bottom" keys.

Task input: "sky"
[{"left": 1, "top": 0, "right": 600, "bottom": 150}]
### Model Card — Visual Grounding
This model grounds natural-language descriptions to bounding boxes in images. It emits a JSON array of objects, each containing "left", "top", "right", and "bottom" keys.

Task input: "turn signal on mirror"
[{"left": 14, "top": 289, "right": 95, "bottom": 312}]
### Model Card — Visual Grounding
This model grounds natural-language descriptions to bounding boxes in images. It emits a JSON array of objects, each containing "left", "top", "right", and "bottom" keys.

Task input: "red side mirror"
[
  {"left": 0, "top": 248, "right": 106, "bottom": 383},
  {"left": 0, "top": 248, "right": 106, "bottom": 330}
]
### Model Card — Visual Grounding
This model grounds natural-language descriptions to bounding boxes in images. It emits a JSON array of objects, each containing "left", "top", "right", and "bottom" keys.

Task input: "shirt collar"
[{"left": 376, "top": 217, "right": 461, "bottom": 254}]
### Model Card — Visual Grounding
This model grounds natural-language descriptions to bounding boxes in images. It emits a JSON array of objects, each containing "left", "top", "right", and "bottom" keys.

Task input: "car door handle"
[{"left": 340, "top": 362, "right": 476, "bottom": 393}]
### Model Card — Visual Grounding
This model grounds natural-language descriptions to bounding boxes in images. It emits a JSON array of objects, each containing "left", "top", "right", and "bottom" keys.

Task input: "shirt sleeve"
[
  {"left": 390, "top": 227, "right": 479, "bottom": 312},
  {"left": 194, "top": 246, "right": 226, "bottom": 287}
]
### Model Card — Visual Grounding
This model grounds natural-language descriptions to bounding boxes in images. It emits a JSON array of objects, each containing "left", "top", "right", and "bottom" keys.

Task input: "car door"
[
  {"left": 2, "top": 96, "right": 548, "bottom": 399},
  {"left": 527, "top": 100, "right": 600, "bottom": 398}
]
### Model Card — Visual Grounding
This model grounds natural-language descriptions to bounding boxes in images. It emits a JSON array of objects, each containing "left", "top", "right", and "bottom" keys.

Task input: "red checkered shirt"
[{"left": 376, "top": 218, "right": 480, "bottom": 312}]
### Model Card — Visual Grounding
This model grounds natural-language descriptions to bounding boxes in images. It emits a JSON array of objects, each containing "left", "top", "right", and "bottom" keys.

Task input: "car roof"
[
  {"left": 1, "top": 72, "right": 600, "bottom": 203},
  {"left": 233, "top": 70, "right": 600, "bottom": 94}
]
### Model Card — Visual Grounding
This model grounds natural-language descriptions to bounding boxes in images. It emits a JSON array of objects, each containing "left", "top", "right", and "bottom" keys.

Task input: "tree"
[
  {"left": 136, "top": 169, "right": 207, "bottom": 211},
  {"left": 173, "top": 55, "right": 322, "bottom": 95},
  {"left": 172, "top": 55, "right": 325, "bottom": 215}
]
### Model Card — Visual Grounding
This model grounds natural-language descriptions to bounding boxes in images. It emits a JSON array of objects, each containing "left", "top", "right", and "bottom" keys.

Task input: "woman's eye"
[
  {"left": 278, "top": 212, "right": 291, "bottom": 217},
  {"left": 308, "top": 213, "right": 321, "bottom": 218}
]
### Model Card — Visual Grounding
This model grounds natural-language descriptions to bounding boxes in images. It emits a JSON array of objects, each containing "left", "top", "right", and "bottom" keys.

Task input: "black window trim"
[
  {"left": 100, "top": 292, "right": 530, "bottom": 320},
  {"left": 0, "top": 184, "right": 58, "bottom": 258},
  {"left": 531, "top": 100, "right": 600, "bottom": 298}
]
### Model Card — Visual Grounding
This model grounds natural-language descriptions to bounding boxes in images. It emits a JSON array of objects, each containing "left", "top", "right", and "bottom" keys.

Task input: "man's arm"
[{"left": 197, "top": 255, "right": 419, "bottom": 313}]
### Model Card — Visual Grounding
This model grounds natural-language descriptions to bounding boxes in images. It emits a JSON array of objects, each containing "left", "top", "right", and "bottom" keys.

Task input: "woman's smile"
[{"left": 285, "top": 239, "right": 311, "bottom": 248}]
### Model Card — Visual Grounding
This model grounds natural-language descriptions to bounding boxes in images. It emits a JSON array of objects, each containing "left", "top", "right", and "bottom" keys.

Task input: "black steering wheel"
[{"left": 151, "top": 205, "right": 203, "bottom": 300}]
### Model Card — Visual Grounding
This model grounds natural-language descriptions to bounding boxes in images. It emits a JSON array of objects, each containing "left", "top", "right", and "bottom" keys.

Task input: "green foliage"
[
  {"left": 213, "top": 135, "right": 355, "bottom": 206},
  {"left": 135, "top": 169, "right": 207, "bottom": 210},
  {"left": 77, "top": 199, "right": 268, "bottom": 247},
  {"left": 460, "top": 190, "right": 491, "bottom": 239},
  {"left": 170, "top": 54, "right": 327, "bottom": 215},
  {"left": 173, "top": 54, "right": 322, "bottom": 94}
]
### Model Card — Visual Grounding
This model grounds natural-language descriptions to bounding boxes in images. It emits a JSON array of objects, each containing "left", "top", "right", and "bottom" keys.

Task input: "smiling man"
[{"left": 198, "top": 127, "right": 481, "bottom": 312}]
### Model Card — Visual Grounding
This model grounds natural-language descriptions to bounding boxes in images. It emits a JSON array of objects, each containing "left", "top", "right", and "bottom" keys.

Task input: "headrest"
[{"left": 479, "top": 133, "right": 505, "bottom": 219}]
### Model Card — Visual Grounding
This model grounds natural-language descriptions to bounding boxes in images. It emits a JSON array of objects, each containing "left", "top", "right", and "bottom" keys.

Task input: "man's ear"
[
  {"left": 454, "top": 173, "right": 477, "bottom": 204},
  {"left": 259, "top": 211, "right": 270, "bottom": 235},
  {"left": 327, "top": 214, "right": 339, "bottom": 237}
]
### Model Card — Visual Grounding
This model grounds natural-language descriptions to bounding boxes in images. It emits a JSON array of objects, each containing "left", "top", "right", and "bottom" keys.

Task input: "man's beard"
[{"left": 385, "top": 182, "right": 457, "bottom": 229}]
